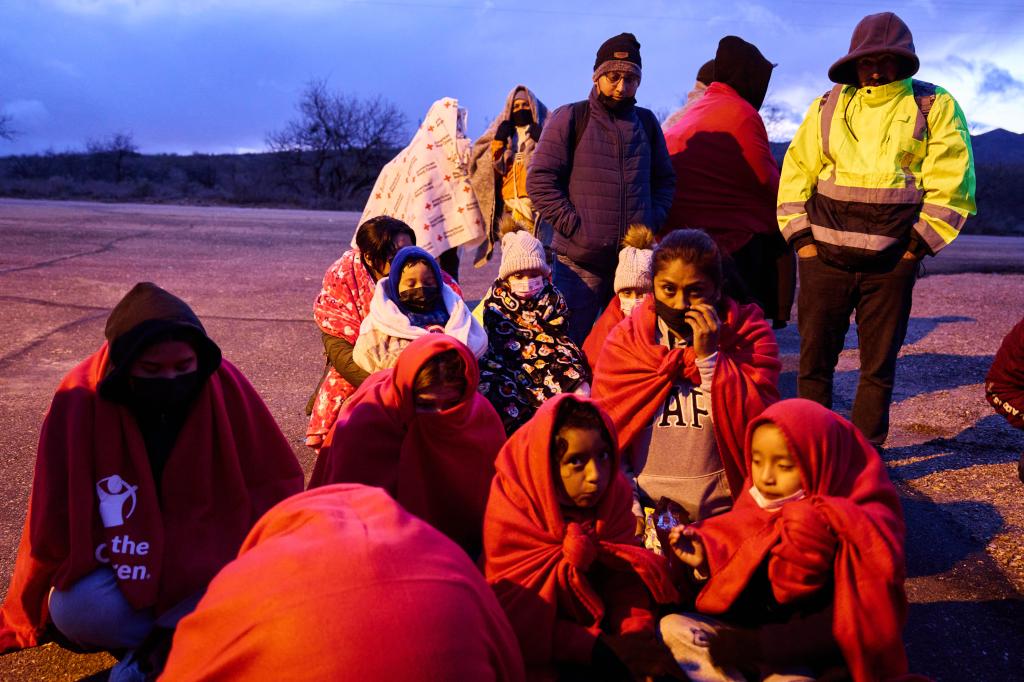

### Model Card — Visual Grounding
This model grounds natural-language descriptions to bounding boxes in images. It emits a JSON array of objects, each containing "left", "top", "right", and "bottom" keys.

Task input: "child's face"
[
  {"left": 750, "top": 424, "right": 803, "bottom": 500},
  {"left": 554, "top": 427, "right": 613, "bottom": 508},
  {"left": 413, "top": 381, "right": 463, "bottom": 413},
  {"left": 398, "top": 261, "right": 438, "bottom": 295},
  {"left": 653, "top": 259, "right": 718, "bottom": 311},
  {"left": 506, "top": 267, "right": 546, "bottom": 285}
]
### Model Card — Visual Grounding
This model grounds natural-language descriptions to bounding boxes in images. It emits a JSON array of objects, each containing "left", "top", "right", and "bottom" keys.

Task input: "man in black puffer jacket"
[{"left": 527, "top": 32, "right": 675, "bottom": 344}]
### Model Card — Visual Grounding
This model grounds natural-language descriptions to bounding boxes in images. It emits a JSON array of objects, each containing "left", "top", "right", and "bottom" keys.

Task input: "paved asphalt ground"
[{"left": 0, "top": 199, "right": 1021, "bottom": 680}]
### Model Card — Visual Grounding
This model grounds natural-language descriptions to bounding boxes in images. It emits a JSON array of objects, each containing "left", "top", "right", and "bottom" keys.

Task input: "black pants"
[
  {"left": 439, "top": 247, "right": 459, "bottom": 283},
  {"left": 730, "top": 232, "right": 796, "bottom": 325},
  {"left": 797, "top": 255, "right": 918, "bottom": 446}
]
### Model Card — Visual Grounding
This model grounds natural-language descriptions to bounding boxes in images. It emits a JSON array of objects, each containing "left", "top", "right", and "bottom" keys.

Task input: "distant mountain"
[{"left": 970, "top": 128, "right": 1024, "bottom": 165}]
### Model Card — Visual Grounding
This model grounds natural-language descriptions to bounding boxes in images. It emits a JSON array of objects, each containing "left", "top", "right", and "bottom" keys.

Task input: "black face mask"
[
  {"left": 654, "top": 298, "right": 693, "bottom": 342},
  {"left": 510, "top": 109, "right": 533, "bottom": 126},
  {"left": 597, "top": 93, "right": 636, "bottom": 113},
  {"left": 129, "top": 372, "right": 201, "bottom": 414},
  {"left": 399, "top": 286, "right": 441, "bottom": 313}
]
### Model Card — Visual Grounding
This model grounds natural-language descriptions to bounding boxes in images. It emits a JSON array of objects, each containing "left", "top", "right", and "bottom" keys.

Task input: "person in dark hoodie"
[
  {"left": 663, "top": 36, "right": 794, "bottom": 329},
  {"left": 527, "top": 32, "right": 676, "bottom": 345},
  {"left": 778, "top": 12, "right": 976, "bottom": 448},
  {"left": 469, "top": 85, "right": 551, "bottom": 267},
  {"left": 0, "top": 282, "right": 303, "bottom": 678}
]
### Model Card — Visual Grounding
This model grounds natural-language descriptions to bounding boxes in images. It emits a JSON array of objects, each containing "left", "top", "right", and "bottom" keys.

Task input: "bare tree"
[
  {"left": 0, "top": 109, "right": 15, "bottom": 141},
  {"left": 267, "top": 79, "right": 407, "bottom": 200},
  {"left": 86, "top": 131, "right": 140, "bottom": 182}
]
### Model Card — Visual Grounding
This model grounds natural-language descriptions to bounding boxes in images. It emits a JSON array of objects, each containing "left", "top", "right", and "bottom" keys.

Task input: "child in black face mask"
[{"left": 353, "top": 246, "right": 488, "bottom": 373}]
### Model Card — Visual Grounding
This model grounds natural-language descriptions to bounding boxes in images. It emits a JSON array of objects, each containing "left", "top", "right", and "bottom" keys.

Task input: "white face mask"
[
  {"left": 748, "top": 485, "right": 806, "bottom": 512},
  {"left": 619, "top": 293, "right": 646, "bottom": 316},
  {"left": 510, "top": 276, "right": 544, "bottom": 299}
]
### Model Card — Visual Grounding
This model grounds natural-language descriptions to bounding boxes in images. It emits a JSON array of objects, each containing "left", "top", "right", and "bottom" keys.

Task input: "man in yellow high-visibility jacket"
[{"left": 778, "top": 12, "right": 976, "bottom": 447}]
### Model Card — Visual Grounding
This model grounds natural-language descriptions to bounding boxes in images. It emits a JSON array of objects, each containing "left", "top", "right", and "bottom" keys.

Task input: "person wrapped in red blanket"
[
  {"left": 592, "top": 228, "right": 780, "bottom": 545},
  {"left": 0, "top": 283, "right": 303, "bottom": 674},
  {"left": 309, "top": 334, "right": 504, "bottom": 556},
  {"left": 985, "top": 316, "right": 1024, "bottom": 482},
  {"left": 483, "top": 394, "right": 682, "bottom": 681},
  {"left": 662, "top": 399, "right": 916, "bottom": 682},
  {"left": 161, "top": 484, "right": 526, "bottom": 681}
]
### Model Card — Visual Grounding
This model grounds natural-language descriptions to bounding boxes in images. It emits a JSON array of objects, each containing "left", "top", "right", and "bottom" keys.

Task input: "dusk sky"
[{"left": 2, "top": 0, "right": 1022, "bottom": 156}]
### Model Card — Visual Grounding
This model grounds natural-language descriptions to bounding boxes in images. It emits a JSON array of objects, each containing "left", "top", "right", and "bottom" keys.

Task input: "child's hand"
[
  {"left": 686, "top": 303, "right": 720, "bottom": 359},
  {"left": 600, "top": 631, "right": 685, "bottom": 680},
  {"left": 668, "top": 525, "right": 708, "bottom": 574}
]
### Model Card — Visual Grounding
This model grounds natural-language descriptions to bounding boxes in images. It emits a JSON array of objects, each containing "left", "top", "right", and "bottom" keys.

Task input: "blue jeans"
[{"left": 553, "top": 255, "right": 614, "bottom": 345}]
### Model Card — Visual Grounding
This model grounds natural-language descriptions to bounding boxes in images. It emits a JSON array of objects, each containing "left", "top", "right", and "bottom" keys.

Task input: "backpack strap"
[
  {"left": 567, "top": 100, "right": 590, "bottom": 169},
  {"left": 911, "top": 79, "right": 938, "bottom": 141}
]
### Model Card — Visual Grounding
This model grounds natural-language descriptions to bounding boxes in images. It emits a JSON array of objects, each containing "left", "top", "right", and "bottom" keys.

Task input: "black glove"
[
  {"left": 527, "top": 122, "right": 542, "bottom": 141},
  {"left": 494, "top": 120, "right": 515, "bottom": 143}
]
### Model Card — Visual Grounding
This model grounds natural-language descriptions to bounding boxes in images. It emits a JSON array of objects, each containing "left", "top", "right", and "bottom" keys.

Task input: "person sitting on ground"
[
  {"left": 161, "top": 484, "right": 526, "bottom": 681},
  {"left": 0, "top": 282, "right": 303, "bottom": 678},
  {"left": 582, "top": 224, "right": 656, "bottom": 373},
  {"left": 662, "top": 399, "right": 912, "bottom": 682},
  {"left": 592, "top": 229, "right": 780, "bottom": 549},
  {"left": 353, "top": 245, "right": 485, "bottom": 373},
  {"left": 310, "top": 335, "right": 504, "bottom": 556},
  {"left": 305, "top": 216, "right": 464, "bottom": 452},
  {"left": 986, "top": 316, "right": 1024, "bottom": 483},
  {"left": 469, "top": 85, "right": 551, "bottom": 267},
  {"left": 478, "top": 217, "right": 590, "bottom": 434},
  {"left": 483, "top": 395, "right": 681, "bottom": 682}
]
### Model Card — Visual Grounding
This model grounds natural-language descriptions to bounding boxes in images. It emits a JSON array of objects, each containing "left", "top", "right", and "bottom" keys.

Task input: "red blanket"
[
  {"left": 309, "top": 334, "right": 504, "bottom": 552},
  {"left": 0, "top": 346, "right": 303, "bottom": 652},
  {"left": 581, "top": 295, "right": 624, "bottom": 373},
  {"left": 483, "top": 394, "right": 678, "bottom": 671},
  {"left": 986, "top": 316, "right": 1024, "bottom": 430},
  {"left": 162, "top": 484, "right": 526, "bottom": 681},
  {"left": 591, "top": 295, "right": 780, "bottom": 495},
  {"left": 693, "top": 399, "right": 910, "bottom": 682}
]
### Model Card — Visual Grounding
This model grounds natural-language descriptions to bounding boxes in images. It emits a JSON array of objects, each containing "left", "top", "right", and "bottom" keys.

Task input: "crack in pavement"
[
  {"left": 0, "top": 295, "right": 310, "bottom": 323},
  {"left": 0, "top": 231, "right": 148, "bottom": 275},
  {"left": 0, "top": 311, "right": 110, "bottom": 371}
]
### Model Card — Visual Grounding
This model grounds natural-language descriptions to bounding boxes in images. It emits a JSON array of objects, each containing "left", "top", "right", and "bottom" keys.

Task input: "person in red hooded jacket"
[
  {"left": 663, "top": 36, "right": 794, "bottom": 329},
  {"left": 0, "top": 283, "right": 303, "bottom": 678},
  {"left": 662, "top": 399, "right": 914, "bottom": 682}
]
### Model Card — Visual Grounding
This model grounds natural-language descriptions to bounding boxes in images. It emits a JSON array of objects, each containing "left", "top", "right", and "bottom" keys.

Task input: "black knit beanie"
[{"left": 594, "top": 32, "right": 642, "bottom": 80}]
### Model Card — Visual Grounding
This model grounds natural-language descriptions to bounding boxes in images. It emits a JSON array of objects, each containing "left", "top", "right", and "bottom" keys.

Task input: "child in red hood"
[
  {"left": 483, "top": 395, "right": 682, "bottom": 681},
  {"left": 662, "top": 399, "right": 913, "bottom": 682},
  {"left": 0, "top": 283, "right": 303, "bottom": 677},
  {"left": 309, "top": 334, "right": 504, "bottom": 556}
]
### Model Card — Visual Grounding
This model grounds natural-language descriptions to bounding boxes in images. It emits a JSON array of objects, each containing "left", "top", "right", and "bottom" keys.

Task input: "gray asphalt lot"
[{"left": 0, "top": 199, "right": 1022, "bottom": 680}]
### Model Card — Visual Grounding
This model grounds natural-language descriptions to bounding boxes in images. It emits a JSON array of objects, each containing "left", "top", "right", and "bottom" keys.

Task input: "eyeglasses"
[{"left": 603, "top": 72, "right": 640, "bottom": 86}]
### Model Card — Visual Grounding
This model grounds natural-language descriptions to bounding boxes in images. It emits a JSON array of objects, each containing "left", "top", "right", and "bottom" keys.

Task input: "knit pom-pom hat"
[
  {"left": 499, "top": 215, "right": 550, "bottom": 280},
  {"left": 613, "top": 224, "right": 655, "bottom": 293}
]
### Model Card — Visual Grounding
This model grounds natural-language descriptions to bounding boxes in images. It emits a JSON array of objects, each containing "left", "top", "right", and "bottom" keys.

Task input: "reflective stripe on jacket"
[{"left": 777, "top": 78, "right": 976, "bottom": 270}]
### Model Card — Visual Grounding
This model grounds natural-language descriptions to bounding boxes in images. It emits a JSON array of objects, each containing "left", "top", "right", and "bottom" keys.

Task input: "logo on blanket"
[{"left": 96, "top": 474, "right": 138, "bottom": 528}]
